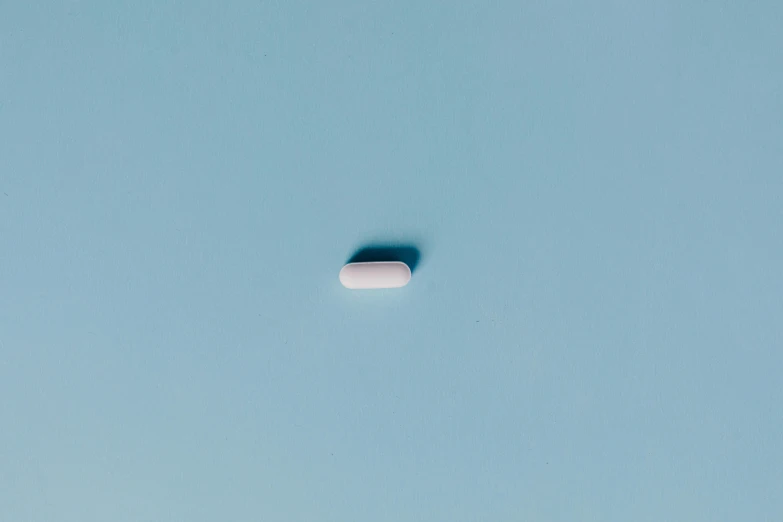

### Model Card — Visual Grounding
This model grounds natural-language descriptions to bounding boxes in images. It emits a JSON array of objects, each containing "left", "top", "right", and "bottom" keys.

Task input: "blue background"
[{"left": 2, "top": 1, "right": 782, "bottom": 520}]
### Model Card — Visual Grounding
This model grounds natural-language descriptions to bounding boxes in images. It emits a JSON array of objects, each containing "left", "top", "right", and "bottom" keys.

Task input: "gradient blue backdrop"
[{"left": 2, "top": 1, "right": 782, "bottom": 521}]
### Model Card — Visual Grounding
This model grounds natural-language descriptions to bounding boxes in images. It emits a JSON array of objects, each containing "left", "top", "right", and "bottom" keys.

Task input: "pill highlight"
[{"left": 339, "top": 261, "right": 411, "bottom": 289}]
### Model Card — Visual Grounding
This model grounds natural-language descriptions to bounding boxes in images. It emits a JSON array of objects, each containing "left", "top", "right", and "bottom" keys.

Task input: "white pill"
[{"left": 339, "top": 261, "right": 411, "bottom": 289}]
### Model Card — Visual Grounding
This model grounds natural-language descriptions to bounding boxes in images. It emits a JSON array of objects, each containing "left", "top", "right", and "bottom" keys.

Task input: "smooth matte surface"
[
  {"left": 1, "top": 1, "right": 782, "bottom": 521},
  {"left": 340, "top": 262, "right": 411, "bottom": 289}
]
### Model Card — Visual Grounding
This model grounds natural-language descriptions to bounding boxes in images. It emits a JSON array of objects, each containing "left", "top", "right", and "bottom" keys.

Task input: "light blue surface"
[{"left": 2, "top": 1, "right": 782, "bottom": 521}]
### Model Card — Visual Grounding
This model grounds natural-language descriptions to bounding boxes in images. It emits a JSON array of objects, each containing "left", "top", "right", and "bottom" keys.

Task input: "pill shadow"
[{"left": 347, "top": 244, "right": 422, "bottom": 274}]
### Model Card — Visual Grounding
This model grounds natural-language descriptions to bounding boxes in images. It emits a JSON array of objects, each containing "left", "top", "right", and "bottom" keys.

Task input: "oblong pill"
[{"left": 339, "top": 261, "right": 411, "bottom": 289}]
